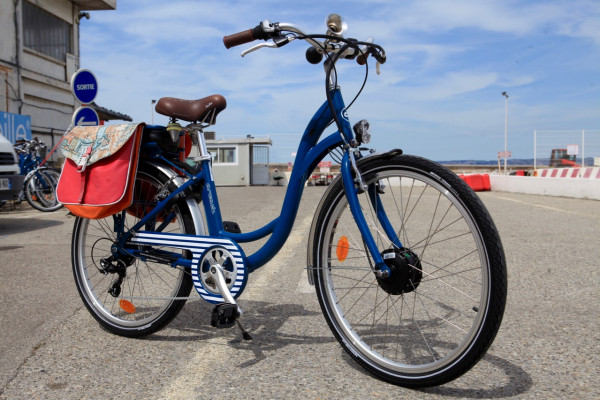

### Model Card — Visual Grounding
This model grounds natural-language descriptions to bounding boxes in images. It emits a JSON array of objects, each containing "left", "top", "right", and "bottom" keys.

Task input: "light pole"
[
  {"left": 501, "top": 91, "right": 509, "bottom": 175},
  {"left": 151, "top": 99, "right": 156, "bottom": 124}
]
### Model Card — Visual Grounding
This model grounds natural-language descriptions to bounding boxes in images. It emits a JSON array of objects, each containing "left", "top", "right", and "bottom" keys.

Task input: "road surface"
[{"left": 1, "top": 187, "right": 598, "bottom": 399}]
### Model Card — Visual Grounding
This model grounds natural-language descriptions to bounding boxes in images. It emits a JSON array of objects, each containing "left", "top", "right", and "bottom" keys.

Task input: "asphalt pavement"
[{"left": 0, "top": 187, "right": 599, "bottom": 399}]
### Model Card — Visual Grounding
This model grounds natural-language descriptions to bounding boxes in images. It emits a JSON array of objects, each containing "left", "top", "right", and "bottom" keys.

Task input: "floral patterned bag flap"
[{"left": 60, "top": 123, "right": 141, "bottom": 171}]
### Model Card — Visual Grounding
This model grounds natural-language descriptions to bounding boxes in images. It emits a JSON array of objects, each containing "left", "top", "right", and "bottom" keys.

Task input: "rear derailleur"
[{"left": 99, "top": 254, "right": 135, "bottom": 297}]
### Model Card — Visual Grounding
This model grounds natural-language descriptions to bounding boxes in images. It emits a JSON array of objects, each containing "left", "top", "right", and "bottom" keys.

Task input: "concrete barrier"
[{"left": 490, "top": 175, "right": 600, "bottom": 200}]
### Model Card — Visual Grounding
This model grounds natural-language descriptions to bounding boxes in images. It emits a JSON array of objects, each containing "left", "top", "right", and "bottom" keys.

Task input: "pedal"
[
  {"left": 208, "top": 264, "right": 252, "bottom": 340},
  {"left": 211, "top": 303, "right": 239, "bottom": 329}
]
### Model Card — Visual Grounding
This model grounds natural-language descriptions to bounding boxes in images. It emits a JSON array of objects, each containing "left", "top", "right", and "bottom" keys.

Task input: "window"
[
  {"left": 208, "top": 146, "right": 237, "bottom": 164},
  {"left": 22, "top": 1, "right": 72, "bottom": 61}
]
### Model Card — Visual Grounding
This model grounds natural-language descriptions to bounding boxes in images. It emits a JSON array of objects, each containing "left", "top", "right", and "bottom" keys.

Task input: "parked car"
[{"left": 0, "top": 133, "right": 24, "bottom": 202}]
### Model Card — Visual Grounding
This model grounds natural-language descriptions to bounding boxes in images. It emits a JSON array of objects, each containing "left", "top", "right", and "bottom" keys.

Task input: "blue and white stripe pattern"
[{"left": 131, "top": 231, "right": 248, "bottom": 304}]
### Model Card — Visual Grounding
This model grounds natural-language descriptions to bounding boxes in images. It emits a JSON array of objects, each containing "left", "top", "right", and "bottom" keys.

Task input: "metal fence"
[{"left": 534, "top": 130, "right": 600, "bottom": 170}]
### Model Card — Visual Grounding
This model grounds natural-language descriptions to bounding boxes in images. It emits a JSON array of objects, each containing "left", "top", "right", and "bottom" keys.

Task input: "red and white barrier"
[{"left": 537, "top": 167, "right": 600, "bottom": 179}]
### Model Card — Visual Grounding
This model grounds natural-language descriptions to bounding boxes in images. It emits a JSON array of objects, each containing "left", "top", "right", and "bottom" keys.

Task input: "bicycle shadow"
[
  {"left": 418, "top": 352, "right": 533, "bottom": 398},
  {"left": 338, "top": 345, "right": 532, "bottom": 398},
  {"left": 146, "top": 300, "right": 532, "bottom": 396},
  {"left": 146, "top": 299, "right": 336, "bottom": 368},
  {"left": 0, "top": 217, "right": 63, "bottom": 236}
]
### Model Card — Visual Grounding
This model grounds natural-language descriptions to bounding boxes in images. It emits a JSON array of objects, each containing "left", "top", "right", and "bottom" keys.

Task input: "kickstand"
[{"left": 236, "top": 320, "right": 252, "bottom": 341}]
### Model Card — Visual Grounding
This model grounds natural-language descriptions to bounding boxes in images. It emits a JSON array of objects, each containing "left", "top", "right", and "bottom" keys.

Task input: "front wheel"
[{"left": 311, "top": 154, "right": 507, "bottom": 387}]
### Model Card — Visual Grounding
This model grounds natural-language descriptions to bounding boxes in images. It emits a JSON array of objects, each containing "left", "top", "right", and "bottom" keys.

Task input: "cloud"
[
  {"left": 80, "top": 0, "right": 600, "bottom": 162},
  {"left": 383, "top": 71, "right": 499, "bottom": 101}
]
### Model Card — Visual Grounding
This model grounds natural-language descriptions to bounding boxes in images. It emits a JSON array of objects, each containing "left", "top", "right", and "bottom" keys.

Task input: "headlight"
[{"left": 353, "top": 119, "right": 371, "bottom": 144}]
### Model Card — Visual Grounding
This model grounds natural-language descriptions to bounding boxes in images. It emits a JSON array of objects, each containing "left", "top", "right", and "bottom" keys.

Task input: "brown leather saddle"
[{"left": 155, "top": 94, "right": 227, "bottom": 124}]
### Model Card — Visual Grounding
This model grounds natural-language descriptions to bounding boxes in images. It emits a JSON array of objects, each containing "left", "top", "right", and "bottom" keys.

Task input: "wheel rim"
[
  {"left": 73, "top": 172, "right": 191, "bottom": 328},
  {"left": 319, "top": 167, "right": 490, "bottom": 376},
  {"left": 26, "top": 170, "right": 61, "bottom": 210},
  {"left": 36, "top": 170, "right": 60, "bottom": 208}
]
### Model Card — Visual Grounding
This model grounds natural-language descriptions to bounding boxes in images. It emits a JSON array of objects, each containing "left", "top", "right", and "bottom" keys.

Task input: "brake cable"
[{"left": 296, "top": 34, "right": 373, "bottom": 138}]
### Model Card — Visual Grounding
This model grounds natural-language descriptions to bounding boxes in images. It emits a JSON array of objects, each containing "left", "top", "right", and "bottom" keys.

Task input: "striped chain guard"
[{"left": 131, "top": 232, "right": 248, "bottom": 303}]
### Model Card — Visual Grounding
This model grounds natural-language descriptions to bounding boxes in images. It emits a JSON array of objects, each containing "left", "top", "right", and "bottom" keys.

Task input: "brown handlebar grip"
[{"left": 223, "top": 29, "right": 255, "bottom": 49}]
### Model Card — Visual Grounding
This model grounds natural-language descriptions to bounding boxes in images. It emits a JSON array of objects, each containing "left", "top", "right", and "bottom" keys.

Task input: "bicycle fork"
[{"left": 340, "top": 149, "right": 394, "bottom": 278}]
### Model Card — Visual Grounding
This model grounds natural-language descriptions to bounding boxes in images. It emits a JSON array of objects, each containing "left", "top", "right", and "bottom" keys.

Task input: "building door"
[{"left": 251, "top": 145, "right": 270, "bottom": 185}]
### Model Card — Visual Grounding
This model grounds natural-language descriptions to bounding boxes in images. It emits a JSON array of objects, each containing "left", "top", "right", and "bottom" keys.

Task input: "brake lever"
[
  {"left": 241, "top": 36, "right": 295, "bottom": 57},
  {"left": 374, "top": 49, "right": 386, "bottom": 75}
]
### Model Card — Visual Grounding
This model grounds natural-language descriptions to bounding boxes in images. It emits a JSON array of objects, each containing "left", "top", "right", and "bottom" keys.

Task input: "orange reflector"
[
  {"left": 119, "top": 299, "right": 136, "bottom": 314},
  {"left": 336, "top": 236, "right": 349, "bottom": 262}
]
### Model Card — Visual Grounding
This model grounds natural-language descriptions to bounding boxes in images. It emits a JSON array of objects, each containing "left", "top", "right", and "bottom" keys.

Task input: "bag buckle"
[{"left": 77, "top": 146, "right": 93, "bottom": 172}]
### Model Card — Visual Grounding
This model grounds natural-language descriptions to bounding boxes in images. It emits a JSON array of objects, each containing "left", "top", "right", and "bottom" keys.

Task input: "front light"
[{"left": 353, "top": 119, "right": 371, "bottom": 144}]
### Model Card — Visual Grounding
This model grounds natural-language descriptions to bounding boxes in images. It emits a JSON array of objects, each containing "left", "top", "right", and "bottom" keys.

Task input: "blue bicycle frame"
[
  {"left": 120, "top": 86, "right": 391, "bottom": 277},
  {"left": 18, "top": 151, "right": 54, "bottom": 191}
]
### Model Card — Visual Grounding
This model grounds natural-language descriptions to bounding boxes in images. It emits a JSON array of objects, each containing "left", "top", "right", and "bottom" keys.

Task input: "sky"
[{"left": 80, "top": 0, "right": 600, "bottom": 163}]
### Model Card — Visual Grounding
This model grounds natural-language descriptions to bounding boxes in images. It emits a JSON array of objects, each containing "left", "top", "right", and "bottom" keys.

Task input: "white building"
[
  {"left": 205, "top": 135, "right": 273, "bottom": 186},
  {"left": 0, "top": 0, "right": 117, "bottom": 160}
]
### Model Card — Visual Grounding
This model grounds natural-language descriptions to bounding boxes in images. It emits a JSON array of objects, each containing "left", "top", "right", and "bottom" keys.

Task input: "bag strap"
[
  {"left": 77, "top": 168, "right": 88, "bottom": 202},
  {"left": 77, "top": 146, "right": 94, "bottom": 172}
]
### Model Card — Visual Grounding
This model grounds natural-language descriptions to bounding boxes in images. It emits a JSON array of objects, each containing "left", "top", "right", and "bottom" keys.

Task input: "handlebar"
[
  {"left": 223, "top": 19, "right": 386, "bottom": 66},
  {"left": 223, "top": 20, "right": 279, "bottom": 49},
  {"left": 223, "top": 29, "right": 255, "bottom": 49},
  {"left": 14, "top": 138, "right": 46, "bottom": 155}
]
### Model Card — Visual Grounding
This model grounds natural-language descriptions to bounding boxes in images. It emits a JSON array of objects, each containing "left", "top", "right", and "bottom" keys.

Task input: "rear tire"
[
  {"left": 72, "top": 163, "right": 197, "bottom": 337},
  {"left": 311, "top": 154, "right": 507, "bottom": 387},
  {"left": 24, "top": 168, "right": 62, "bottom": 212}
]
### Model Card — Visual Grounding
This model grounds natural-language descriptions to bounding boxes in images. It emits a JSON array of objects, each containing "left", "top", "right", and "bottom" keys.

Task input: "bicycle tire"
[
  {"left": 24, "top": 168, "right": 62, "bottom": 212},
  {"left": 311, "top": 153, "right": 507, "bottom": 387},
  {"left": 72, "top": 163, "right": 197, "bottom": 337}
]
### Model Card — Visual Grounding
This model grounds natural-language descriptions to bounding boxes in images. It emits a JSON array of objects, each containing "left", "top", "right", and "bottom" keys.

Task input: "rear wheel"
[
  {"left": 311, "top": 154, "right": 507, "bottom": 387},
  {"left": 72, "top": 164, "right": 197, "bottom": 337},
  {"left": 24, "top": 168, "right": 62, "bottom": 212}
]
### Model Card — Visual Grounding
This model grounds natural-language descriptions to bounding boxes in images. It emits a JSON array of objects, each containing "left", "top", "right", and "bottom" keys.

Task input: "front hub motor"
[{"left": 377, "top": 248, "right": 423, "bottom": 295}]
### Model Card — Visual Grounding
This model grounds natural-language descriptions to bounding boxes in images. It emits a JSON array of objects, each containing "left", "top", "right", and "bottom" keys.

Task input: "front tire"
[{"left": 311, "top": 154, "right": 507, "bottom": 387}]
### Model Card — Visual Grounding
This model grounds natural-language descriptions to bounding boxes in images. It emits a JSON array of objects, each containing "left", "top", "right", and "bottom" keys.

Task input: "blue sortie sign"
[{"left": 71, "top": 69, "right": 98, "bottom": 104}]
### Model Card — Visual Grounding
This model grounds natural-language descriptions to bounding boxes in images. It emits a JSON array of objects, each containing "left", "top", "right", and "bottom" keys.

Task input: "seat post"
[{"left": 187, "top": 123, "right": 211, "bottom": 162}]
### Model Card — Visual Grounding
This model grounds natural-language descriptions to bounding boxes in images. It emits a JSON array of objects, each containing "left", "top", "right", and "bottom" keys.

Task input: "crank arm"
[{"left": 209, "top": 264, "right": 243, "bottom": 315}]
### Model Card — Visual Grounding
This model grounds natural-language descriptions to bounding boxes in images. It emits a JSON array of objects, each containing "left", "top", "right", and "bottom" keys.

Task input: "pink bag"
[{"left": 57, "top": 123, "right": 144, "bottom": 219}]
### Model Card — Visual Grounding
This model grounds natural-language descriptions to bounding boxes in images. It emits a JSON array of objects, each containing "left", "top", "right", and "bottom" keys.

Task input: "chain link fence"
[{"left": 534, "top": 130, "right": 600, "bottom": 170}]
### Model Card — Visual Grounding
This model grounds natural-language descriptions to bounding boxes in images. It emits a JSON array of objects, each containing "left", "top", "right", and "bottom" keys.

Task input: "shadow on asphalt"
[
  {"left": 0, "top": 217, "right": 64, "bottom": 237},
  {"left": 146, "top": 299, "right": 533, "bottom": 397},
  {"left": 145, "top": 300, "right": 336, "bottom": 369},
  {"left": 420, "top": 351, "right": 534, "bottom": 398}
]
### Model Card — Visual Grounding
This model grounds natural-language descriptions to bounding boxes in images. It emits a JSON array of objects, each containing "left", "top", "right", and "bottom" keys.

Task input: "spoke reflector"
[
  {"left": 336, "top": 236, "right": 349, "bottom": 262},
  {"left": 119, "top": 299, "right": 136, "bottom": 314}
]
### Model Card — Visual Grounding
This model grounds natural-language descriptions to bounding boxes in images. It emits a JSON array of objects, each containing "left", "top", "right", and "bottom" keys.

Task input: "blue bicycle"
[
  {"left": 71, "top": 16, "right": 506, "bottom": 387},
  {"left": 14, "top": 138, "right": 62, "bottom": 212}
]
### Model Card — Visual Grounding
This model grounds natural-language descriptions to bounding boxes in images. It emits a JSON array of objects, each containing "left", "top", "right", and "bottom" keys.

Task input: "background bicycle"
[{"left": 14, "top": 138, "right": 62, "bottom": 212}]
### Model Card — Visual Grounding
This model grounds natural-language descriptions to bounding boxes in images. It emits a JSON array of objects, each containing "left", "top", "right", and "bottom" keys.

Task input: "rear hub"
[{"left": 377, "top": 248, "right": 422, "bottom": 295}]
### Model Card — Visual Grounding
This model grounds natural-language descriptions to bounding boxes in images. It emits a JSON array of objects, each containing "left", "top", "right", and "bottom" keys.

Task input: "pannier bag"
[{"left": 57, "top": 123, "right": 144, "bottom": 219}]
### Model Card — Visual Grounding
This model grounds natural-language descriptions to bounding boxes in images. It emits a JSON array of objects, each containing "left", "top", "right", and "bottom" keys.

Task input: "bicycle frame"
[
  {"left": 19, "top": 150, "right": 55, "bottom": 191},
  {"left": 119, "top": 86, "right": 391, "bottom": 276}
]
